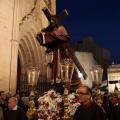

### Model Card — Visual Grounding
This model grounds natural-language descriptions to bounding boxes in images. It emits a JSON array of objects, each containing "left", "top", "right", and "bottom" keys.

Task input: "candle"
[
  {"left": 65, "top": 65, "right": 69, "bottom": 82},
  {"left": 95, "top": 70, "right": 99, "bottom": 84}
]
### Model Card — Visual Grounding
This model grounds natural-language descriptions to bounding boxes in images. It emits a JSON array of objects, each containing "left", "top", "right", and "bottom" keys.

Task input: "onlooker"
[
  {"left": 110, "top": 96, "right": 118, "bottom": 106},
  {"left": 14, "top": 93, "right": 23, "bottom": 107},
  {"left": 102, "top": 95, "right": 112, "bottom": 120},
  {"left": 0, "top": 97, "right": 4, "bottom": 111},
  {"left": 5, "top": 92, "right": 12, "bottom": 102},
  {"left": 0, "top": 97, "right": 4, "bottom": 120},
  {"left": 110, "top": 94, "right": 120, "bottom": 120},
  {"left": 21, "top": 97, "right": 29, "bottom": 108},
  {"left": 73, "top": 85, "right": 106, "bottom": 120},
  {"left": 21, "top": 97, "right": 29, "bottom": 120},
  {"left": 0, "top": 92, "right": 6, "bottom": 100},
  {"left": 0, "top": 107, "right": 4, "bottom": 120},
  {"left": 4, "top": 97, "right": 26, "bottom": 120},
  {"left": 0, "top": 91, "right": 8, "bottom": 115}
]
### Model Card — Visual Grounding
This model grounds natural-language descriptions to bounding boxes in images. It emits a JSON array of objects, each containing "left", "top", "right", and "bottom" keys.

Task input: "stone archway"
[
  {"left": 14, "top": 0, "right": 55, "bottom": 95},
  {"left": 18, "top": 18, "right": 52, "bottom": 95}
]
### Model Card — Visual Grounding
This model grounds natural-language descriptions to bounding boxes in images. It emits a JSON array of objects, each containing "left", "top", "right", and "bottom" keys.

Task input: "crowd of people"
[
  {"left": 0, "top": 91, "right": 39, "bottom": 120},
  {"left": 0, "top": 86, "right": 120, "bottom": 120}
]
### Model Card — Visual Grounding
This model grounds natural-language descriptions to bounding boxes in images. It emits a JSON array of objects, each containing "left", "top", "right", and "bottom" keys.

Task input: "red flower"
[
  {"left": 42, "top": 114, "right": 48, "bottom": 119},
  {"left": 38, "top": 102, "right": 41, "bottom": 106},
  {"left": 39, "top": 114, "right": 43, "bottom": 118},
  {"left": 50, "top": 93, "right": 55, "bottom": 99},
  {"left": 58, "top": 110, "right": 63, "bottom": 116},
  {"left": 35, "top": 112, "right": 39, "bottom": 118},
  {"left": 45, "top": 102, "right": 49, "bottom": 107},
  {"left": 57, "top": 102, "right": 63, "bottom": 108},
  {"left": 47, "top": 110, "right": 50, "bottom": 115},
  {"left": 52, "top": 114, "right": 56, "bottom": 119},
  {"left": 74, "top": 98, "right": 79, "bottom": 103},
  {"left": 70, "top": 101, "right": 74, "bottom": 105}
]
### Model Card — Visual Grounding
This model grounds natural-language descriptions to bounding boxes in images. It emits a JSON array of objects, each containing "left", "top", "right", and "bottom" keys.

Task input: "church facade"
[{"left": 0, "top": 0, "right": 55, "bottom": 95}]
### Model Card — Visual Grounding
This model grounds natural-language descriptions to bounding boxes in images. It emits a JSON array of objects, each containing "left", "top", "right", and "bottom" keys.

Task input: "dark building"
[{"left": 71, "top": 36, "right": 112, "bottom": 80}]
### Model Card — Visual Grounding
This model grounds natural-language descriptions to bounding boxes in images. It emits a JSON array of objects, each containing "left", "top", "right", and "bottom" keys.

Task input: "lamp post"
[
  {"left": 90, "top": 65, "right": 105, "bottom": 112},
  {"left": 60, "top": 59, "right": 74, "bottom": 120},
  {"left": 90, "top": 65, "right": 103, "bottom": 94},
  {"left": 26, "top": 67, "right": 40, "bottom": 119}
]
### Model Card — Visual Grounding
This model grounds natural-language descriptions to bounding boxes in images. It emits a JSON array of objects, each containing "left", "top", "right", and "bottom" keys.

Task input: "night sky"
[{"left": 56, "top": 0, "right": 120, "bottom": 63}]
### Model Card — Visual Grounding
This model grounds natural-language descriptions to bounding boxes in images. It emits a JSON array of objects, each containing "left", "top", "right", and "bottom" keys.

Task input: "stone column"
[
  {"left": 9, "top": 40, "right": 19, "bottom": 95},
  {"left": 9, "top": 0, "right": 20, "bottom": 95}
]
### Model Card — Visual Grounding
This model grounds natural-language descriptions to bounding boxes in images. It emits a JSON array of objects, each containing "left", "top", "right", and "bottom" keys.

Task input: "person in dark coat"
[
  {"left": 110, "top": 94, "right": 120, "bottom": 120},
  {"left": 4, "top": 97, "right": 26, "bottom": 120},
  {"left": 73, "top": 85, "right": 106, "bottom": 120},
  {"left": 0, "top": 107, "right": 4, "bottom": 120},
  {"left": 20, "top": 97, "right": 29, "bottom": 120}
]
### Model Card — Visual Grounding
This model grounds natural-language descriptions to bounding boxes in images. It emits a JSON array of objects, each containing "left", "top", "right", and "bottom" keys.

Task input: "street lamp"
[
  {"left": 60, "top": 59, "right": 74, "bottom": 120},
  {"left": 90, "top": 65, "right": 103, "bottom": 94},
  {"left": 26, "top": 67, "right": 40, "bottom": 119},
  {"left": 90, "top": 65, "right": 105, "bottom": 113}
]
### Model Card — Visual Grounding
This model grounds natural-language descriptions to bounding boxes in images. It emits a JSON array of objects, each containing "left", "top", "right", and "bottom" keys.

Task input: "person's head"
[
  {"left": 76, "top": 85, "right": 92, "bottom": 105},
  {"left": 14, "top": 93, "right": 21, "bottom": 99},
  {"left": 50, "top": 15, "right": 61, "bottom": 27},
  {"left": 21, "top": 97, "right": 29, "bottom": 106},
  {"left": 111, "top": 96, "right": 118, "bottom": 105},
  {"left": 0, "top": 91, "right": 6, "bottom": 99},
  {"left": 0, "top": 97, "right": 2, "bottom": 103},
  {"left": 6, "top": 92, "right": 12, "bottom": 99},
  {"left": 8, "top": 97, "right": 18, "bottom": 110}
]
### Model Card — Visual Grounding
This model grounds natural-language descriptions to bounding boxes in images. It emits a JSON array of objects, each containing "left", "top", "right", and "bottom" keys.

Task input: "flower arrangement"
[{"left": 36, "top": 89, "right": 80, "bottom": 120}]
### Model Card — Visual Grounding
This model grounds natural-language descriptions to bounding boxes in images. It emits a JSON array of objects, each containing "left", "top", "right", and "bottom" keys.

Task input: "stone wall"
[
  {"left": 0, "top": 0, "right": 56, "bottom": 95},
  {"left": 0, "top": 0, "right": 14, "bottom": 93},
  {"left": 74, "top": 51, "right": 97, "bottom": 88}
]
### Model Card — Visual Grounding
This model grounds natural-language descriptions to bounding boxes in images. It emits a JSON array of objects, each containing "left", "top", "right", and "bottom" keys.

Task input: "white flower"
[{"left": 37, "top": 89, "right": 80, "bottom": 119}]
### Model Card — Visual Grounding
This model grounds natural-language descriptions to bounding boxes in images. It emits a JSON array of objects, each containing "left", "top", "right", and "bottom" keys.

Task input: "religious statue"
[{"left": 36, "top": 7, "right": 87, "bottom": 87}]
